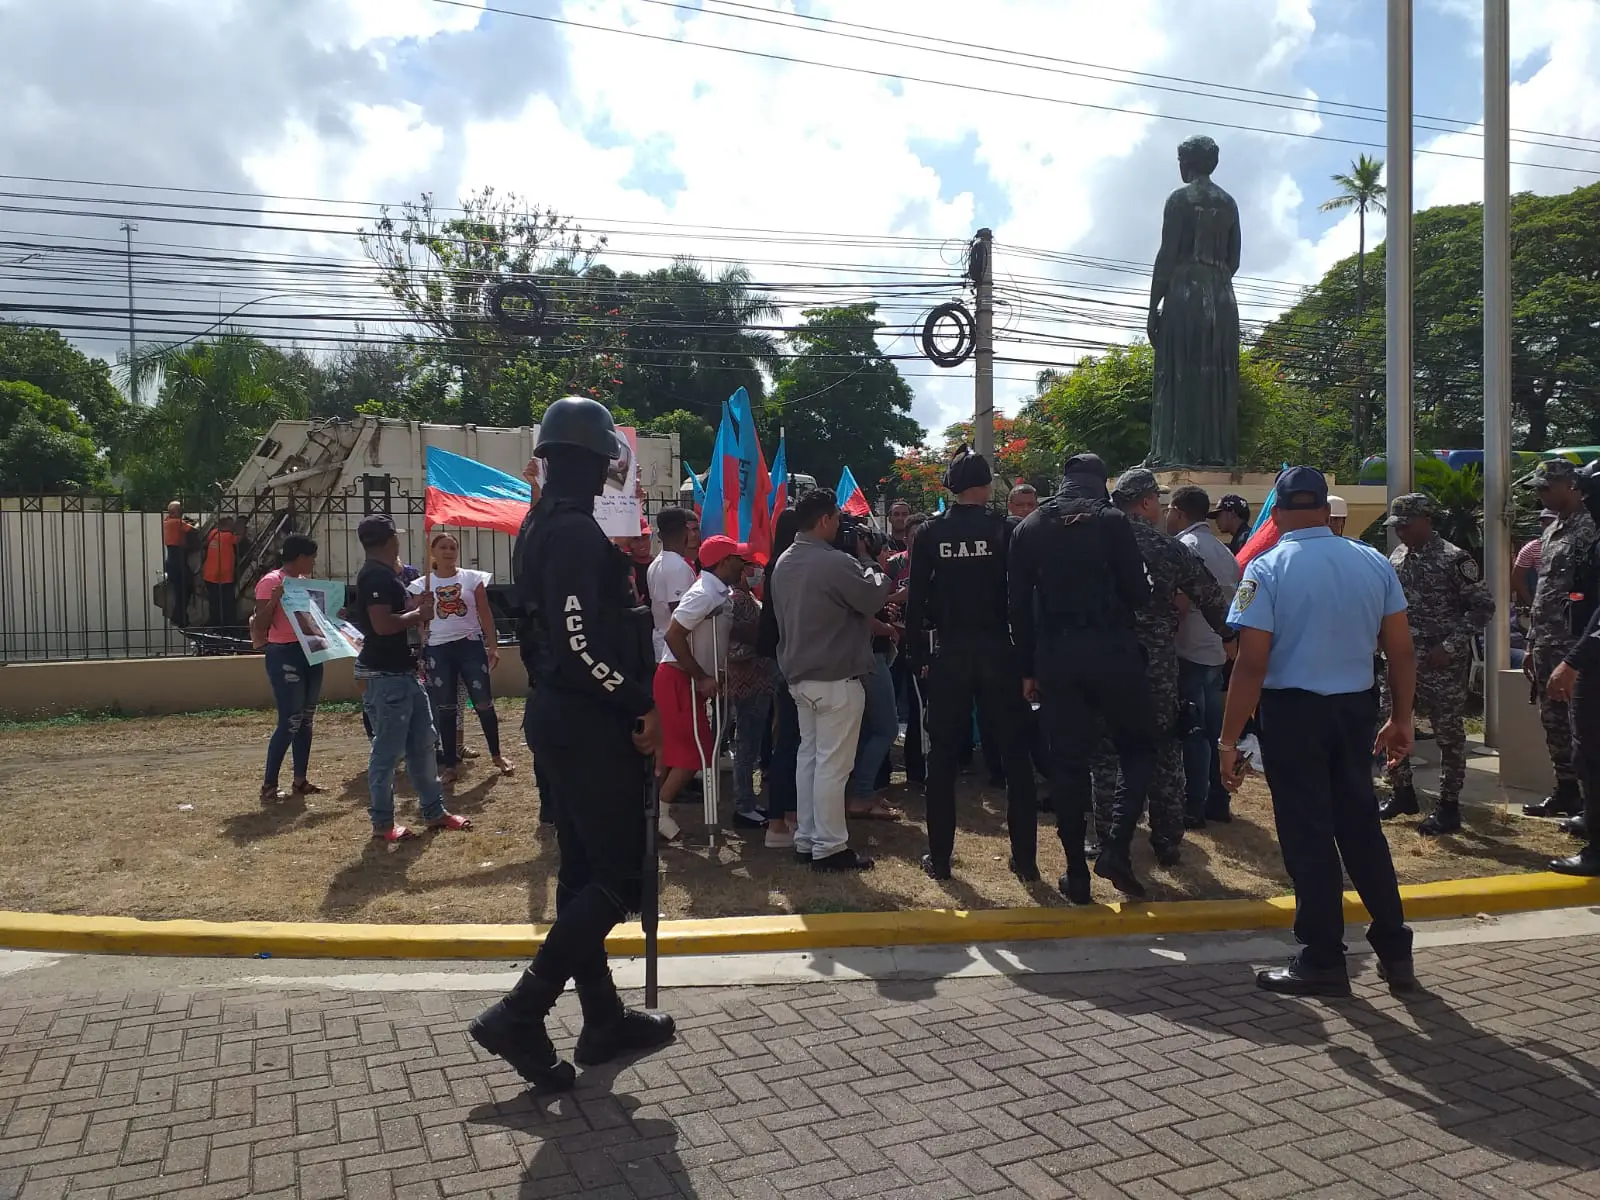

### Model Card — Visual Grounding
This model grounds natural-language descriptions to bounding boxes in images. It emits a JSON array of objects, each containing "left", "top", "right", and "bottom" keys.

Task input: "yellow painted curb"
[{"left": 1, "top": 872, "right": 1597, "bottom": 961}]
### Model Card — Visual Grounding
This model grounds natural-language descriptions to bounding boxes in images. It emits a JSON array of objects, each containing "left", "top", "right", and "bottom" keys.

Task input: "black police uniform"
[
  {"left": 906, "top": 502, "right": 1038, "bottom": 876},
  {"left": 1555, "top": 475, "right": 1600, "bottom": 873},
  {"left": 469, "top": 398, "right": 670, "bottom": 1091},
  {"left": 1009, "top": 462, "right": 1155, "bottom": 899}
]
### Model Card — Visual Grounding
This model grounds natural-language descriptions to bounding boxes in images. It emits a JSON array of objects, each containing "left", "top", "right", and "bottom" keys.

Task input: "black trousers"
[
  {"left": 903, "top": 671, "right": 927, "bottom": 784},
  {"left": 925, "top": 633, "right": 1037, "bottom": 868},
  {"left": 165, "top": 546, "right": 189, "bottom": 625},
  {"left": 1037, "top": 629, "right": 1155, "bottom": 855},
  {"left": 524, "top": 695, "right": 648, "bottom": 987},
  {"left": 1258, "top": 688, "right": 1411, "bottom": 969},
  {"left": 1572, "top": 675, "right": 1600, "bottom": 853},
  {"left": 207, "top": 580, "right": 235, "bottom": 629}
]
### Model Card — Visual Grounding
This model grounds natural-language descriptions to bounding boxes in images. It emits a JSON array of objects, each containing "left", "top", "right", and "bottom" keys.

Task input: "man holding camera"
[
  {"left": 770, "top": 489, "right": 893, "bottom": 871},
  {"left": 906, "top": 446, "right": 1037, "bottom": 883}
]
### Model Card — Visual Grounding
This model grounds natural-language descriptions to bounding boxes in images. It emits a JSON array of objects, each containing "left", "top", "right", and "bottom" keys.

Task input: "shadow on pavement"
[
  {"left": 1006, "top": 956, "right": 1600, "bottom": 1170},
  {"left": 468, "top": 1065, "right": 698, "bottom": 1198}
]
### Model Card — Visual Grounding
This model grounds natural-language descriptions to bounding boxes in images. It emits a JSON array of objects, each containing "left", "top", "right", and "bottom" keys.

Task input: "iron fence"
[{"left": 1, "top": 488, "right": 670, "bottom": 663}]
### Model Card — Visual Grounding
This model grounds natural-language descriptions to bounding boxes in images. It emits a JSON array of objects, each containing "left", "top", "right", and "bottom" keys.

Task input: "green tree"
[
  {"left": 1017, "top": 342, "right": 1323, "bottom": 477},
  {"left": 0, "top": 380, "right": 106, "bottom": 493},
  {"left": 1259, "top": 180, "right": 1600, "bottom": 456},
  {"left": 0, "top": 321, "right": 128, "bottom": 454},
  {"left": 641, "top": 408, "right": 717, "bottom": 467},
  {"left": 120, "top": 334, "right": 308, "bottom": 505},
  {"left": 769, "top": 304, "right": 923, "bottom": 499}
]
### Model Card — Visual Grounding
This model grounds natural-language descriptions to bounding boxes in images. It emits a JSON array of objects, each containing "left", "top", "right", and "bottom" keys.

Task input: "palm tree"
[
  {"left": 1319, "top": 154, "right": 1387, "bottom": 449},
  {"left": 1319, "top": 154, "right": 1387, "bottom": 319}
]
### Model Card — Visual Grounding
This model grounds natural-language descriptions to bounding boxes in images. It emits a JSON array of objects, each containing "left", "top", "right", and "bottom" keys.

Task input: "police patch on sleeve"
[
  {"left": 1235, "top": 579, "right": 1258, "bottom": 611},
  {"left": 1456, "top": 556, "right": 1482, "bottom": 583}
]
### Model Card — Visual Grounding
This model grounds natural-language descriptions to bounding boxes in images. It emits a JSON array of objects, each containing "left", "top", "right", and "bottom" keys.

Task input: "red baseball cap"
[{"left": 698, "top": 535, "right": 750, "bottom": 567}]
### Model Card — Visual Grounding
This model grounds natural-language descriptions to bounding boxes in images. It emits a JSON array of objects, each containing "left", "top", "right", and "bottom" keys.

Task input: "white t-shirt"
[
  {"left": 661, "top": 571, "right": 731, "bottom": 677},
  {"left": 407, "top": 568, "right": 492, "bottom": 645},
  {"left": 647, "top": 550, "right": 698, "bottom": 661}
]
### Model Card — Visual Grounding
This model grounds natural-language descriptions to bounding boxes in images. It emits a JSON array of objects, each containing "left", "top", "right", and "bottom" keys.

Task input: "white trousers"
[{"left": 790, "top": 677, "right": 866, "bottom": 860}]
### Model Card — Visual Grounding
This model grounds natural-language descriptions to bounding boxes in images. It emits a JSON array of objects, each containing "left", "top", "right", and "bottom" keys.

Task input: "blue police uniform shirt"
[{"left": 1227, "top": 526, "right": 1407, "bottom": 695}]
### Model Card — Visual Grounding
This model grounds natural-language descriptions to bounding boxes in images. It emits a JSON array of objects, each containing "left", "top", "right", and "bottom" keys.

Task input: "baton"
[{"left": 642, "top": 765, "right": 660, "bottom": 1008}]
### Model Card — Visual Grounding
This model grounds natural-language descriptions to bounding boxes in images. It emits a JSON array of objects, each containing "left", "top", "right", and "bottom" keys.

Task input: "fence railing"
[{"left": 1, "top": 489, "right": 671, "bottom": 663}]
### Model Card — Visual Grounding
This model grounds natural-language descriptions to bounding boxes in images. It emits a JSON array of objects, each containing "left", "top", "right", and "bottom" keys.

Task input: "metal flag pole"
[
  {"left": 1482, "top": 0, "right": 1512, "bottom": 745},
  {"left": 642, "top": 766, "right": 660, "bottom": 1008},
  {"left": 1385, "top": 0, "right": 1415, "bottom": 543}
]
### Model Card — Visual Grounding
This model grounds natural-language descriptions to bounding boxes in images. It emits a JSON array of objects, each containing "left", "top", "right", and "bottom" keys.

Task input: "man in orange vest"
[
  {"left": 162, "top": 500, "right": 195, "bottom": 625},
  {"left": 204, "top": 517, "right": 239, "bottom": 629}
]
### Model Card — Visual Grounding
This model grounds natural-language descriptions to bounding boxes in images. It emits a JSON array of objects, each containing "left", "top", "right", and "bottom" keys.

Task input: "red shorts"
[{"left": 654, "top": 662, "right": 714, "bottom": 771}]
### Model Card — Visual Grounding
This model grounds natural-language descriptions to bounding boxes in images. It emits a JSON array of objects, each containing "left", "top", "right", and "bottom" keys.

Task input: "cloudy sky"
[{"left": 3, "top": 0, "right": 1599, "bottom": 441}]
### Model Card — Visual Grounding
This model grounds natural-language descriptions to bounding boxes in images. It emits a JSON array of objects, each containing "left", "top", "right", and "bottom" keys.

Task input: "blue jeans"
[
  {"left": 768, "top": 677, "right": 799, "bottom": 821},
  {"left": 847, "top": 652, "right": 899, "bottom": 800},
  {"left": 362, "top": 671, "right": 447, "bottom": 830},
  {"left": 423, "top": 638, "right": 501, "bottom": 766},
  {"left": 733, "top": 692, "right": 772, "bottom": 812},
  {"left": 263, "top": 642, "right": 323, "bottom": 788},
  {"left": 1178, "top": 659, "right": 1227, "bottom": 819}
]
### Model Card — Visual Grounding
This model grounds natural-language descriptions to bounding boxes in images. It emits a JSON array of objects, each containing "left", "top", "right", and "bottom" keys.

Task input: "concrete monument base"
[{"left": 1153, "top": 469, "right": 1391, "bottom": 537}]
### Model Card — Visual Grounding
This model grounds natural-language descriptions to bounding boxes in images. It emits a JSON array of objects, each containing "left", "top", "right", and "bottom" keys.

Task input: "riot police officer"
[
  {"left": 470, "top": 397, "right": 673, "bottom": 1091},
  {"left": 905, "top": 446, "right": 1037, "bottom": 882},
  {"left": 1010, "top": 452, "right": 1155, "bottom": 903},
  {"left": 1545, "top": 458, "right": 1600, "bottom": 872}
]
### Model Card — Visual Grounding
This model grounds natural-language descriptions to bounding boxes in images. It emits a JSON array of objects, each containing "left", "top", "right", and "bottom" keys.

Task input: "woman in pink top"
[{"left": 250, "top": 534, "right": 323, "bottom": 803}]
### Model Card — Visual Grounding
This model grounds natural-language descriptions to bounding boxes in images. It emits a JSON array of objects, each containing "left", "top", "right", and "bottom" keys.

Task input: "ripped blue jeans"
[
  {"left": 423, "top": 637, "right": 501, "bottom": 766},
  {"left": 263, "top": 641, "right": 324, "bottom": 788}
]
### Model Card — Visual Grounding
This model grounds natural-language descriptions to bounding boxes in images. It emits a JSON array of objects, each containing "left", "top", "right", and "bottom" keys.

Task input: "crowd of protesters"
[{"left": 236, "top": 444, "right": 1600, "bottom": 895}]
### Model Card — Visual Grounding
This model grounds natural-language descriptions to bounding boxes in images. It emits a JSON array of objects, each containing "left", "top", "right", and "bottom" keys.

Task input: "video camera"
[{"left": 834, "top": 512, "right": 885, "bottom": 560}]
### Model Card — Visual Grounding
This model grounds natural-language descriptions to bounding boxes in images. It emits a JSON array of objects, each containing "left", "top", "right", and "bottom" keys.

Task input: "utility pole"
[
  {"left": 120, "top": 222, "right": 138, "bottom": 402},
  {"left": 1482, "top": 0, "right": 1512, "bottom": 745},
  {"left": 1384, "top": 0, "right": 1414, "bottom": 535},
  {"left": 970, "top": 228, "right": 995, "bottom": 461}
]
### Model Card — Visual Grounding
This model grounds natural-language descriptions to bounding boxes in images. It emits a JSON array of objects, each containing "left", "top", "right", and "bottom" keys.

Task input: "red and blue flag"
[
  {"left": 836, "top": 466, "right": 871, "bottom": 517},
  {"left": 424, "top": 446, "right": 529, "bottom": 536},
  {"left": 769, "top": 434, "right": 788, "bottom": 518},
  {"left": 700, "top": 388, "right": 774, "bottom": 562}
]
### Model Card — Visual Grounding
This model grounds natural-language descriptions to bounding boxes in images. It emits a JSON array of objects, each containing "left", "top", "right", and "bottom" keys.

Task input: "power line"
[{"left": 419, "top": 0, "right": 1600, "bottom": 177}]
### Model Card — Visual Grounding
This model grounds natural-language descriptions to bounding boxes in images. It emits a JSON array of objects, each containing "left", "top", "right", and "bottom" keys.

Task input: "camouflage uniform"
[
  {"left": 1528, "top": 464, "right": 1599, "bottom": 788},
  {"left": 1379, "top": 495, "right": 1495, "bottom": 807},
  {"left": 1092, "top": 471, "right": 1230, "bottom": 854}
]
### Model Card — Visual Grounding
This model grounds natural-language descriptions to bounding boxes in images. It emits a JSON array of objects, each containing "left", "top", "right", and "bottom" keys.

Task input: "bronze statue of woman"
[{"left": 1147, "top": 135, "right": 1241, "bottom": 469}]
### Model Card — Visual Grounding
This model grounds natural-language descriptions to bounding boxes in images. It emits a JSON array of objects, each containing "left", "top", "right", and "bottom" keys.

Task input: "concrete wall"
[
  {"left": 0, "top": 654, "right": 530, "bottom": 718},
  {"left": 1496, "top": 668, "right": 1554, "bottom": 793}
]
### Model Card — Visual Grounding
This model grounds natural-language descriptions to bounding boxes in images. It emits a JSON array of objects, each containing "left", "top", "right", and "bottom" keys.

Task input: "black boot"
[
  {"left": 1256, "top": 956, "right": 1351, "bottom": 998},
  {"left": 1560, "top": 813, "right": 1588, "bottom": 838},
  {"left": 1378, "top": 783, "right": 1420, "bottom": 820},
  {"left": 1152, "top": 841, "right": 1181, "bottom": 868},
  {"left": 469, "top": 971, "right": 575, "bottom": 1091},
  {"left": 573, "top": 970, "right": 676, "bottom": 1067},
  {"left": 1093, "top": 843, "right": 1146, "bottom": 899},
  {"left": 1549, "top": 845, "right": 1600, "bottom": 876},
  {"left": 1008, "top": 856, "right": 1040, "bottom": 884},
  {"left": 1058, "top": 854, "right": 1092, "bottom": 905},
  {"left": 922, "top": 854, "right": 952, "bottom": 881},
  {"left": 1523, "top": 779, "right": 1583, "bottom": 818},
  {"left": 1417, "top": 802, "right": 1462, "bottom": 837}
]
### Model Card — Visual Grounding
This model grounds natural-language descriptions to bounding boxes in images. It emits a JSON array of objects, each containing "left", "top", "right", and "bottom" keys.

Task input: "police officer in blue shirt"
[{"left": 1218, "top": 467, "right": 1420, "bottom": 998}]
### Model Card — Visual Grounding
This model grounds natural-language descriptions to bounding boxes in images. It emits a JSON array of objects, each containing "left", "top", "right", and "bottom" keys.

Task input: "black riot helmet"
[{"left": 535, "top": 396, "right": 620, "bottom": 460}]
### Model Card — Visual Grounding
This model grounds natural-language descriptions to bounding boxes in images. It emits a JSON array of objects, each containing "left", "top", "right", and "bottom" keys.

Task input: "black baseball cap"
[
  {"left": 1273, "top": 466, "right": 1330, "bottom": 510},
  {"left": 357, "top": 514, "right": 397, "bottom": 548},
  {"left": 1209, "top": 493, "right": 1250, "bottom": 521}
]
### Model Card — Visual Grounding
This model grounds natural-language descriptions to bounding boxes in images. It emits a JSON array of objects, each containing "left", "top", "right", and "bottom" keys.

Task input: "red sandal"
[
  {"left": 373, "top": 825, "right": 420, "bottom": 843},
  {"left": 427, "top": 812, "right": 473, "bottom": 833}
]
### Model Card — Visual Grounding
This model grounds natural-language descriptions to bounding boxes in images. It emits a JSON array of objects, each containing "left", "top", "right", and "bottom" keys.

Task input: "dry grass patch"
[{"left": 0, "top": 705, "right": 1575, "bottom": 925}]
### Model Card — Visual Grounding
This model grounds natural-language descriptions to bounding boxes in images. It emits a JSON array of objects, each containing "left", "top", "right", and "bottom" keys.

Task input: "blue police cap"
[{"left": 1274, "top": 466, "right": 1330, "bottom": 510}]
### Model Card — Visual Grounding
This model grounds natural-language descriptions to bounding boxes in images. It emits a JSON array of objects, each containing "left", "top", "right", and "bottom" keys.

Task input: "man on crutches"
[{"left": 655, "top": 536, "right": 752, "bottom": 832}]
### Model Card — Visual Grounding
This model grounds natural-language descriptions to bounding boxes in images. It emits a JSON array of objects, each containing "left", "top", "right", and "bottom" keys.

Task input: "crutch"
[
  {"left": 642, "top": 764, "right": 660, "bottom": 1008},
  {"left": 699, "top": 612, "right": 727, "bottom": 849}
]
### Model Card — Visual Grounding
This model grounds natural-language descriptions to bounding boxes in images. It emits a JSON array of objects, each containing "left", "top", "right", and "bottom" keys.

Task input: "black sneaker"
[
  {"left": 732, "top": 808, "right": 768, "bottom": 829},
  {"left": 921, "top": 854, "right": 952, "bottom": 881},
  {"left": 813, "top": 848, "right": 875, "bottom": 872}
]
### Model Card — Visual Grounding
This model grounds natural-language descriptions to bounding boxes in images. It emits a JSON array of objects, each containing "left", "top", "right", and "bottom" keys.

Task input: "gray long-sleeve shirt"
[{"left": 770, "top": 532, "right": 892, "bottom": 684}]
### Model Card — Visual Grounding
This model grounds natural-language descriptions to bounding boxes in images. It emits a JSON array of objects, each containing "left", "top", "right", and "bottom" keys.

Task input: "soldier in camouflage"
[
  {"left": 1522, "top": 459, "right": 1599, "bottom": 818},
  {"left": 1091, "top": 469, "right": 1232, "bottom": 865},
  {"left": 1376, "top": 494, "right": 1495, "bottom": 834}
]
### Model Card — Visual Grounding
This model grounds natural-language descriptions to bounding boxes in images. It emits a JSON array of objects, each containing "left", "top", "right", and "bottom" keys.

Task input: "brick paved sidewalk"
[{"left": 3, "top": 938, "right": 1599, "bottom": 1199}]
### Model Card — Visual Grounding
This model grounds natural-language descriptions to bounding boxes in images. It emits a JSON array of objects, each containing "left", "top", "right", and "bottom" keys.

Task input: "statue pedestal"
[{"left": 1153, "top": 470, "right": 1391, "bottom": 537}]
